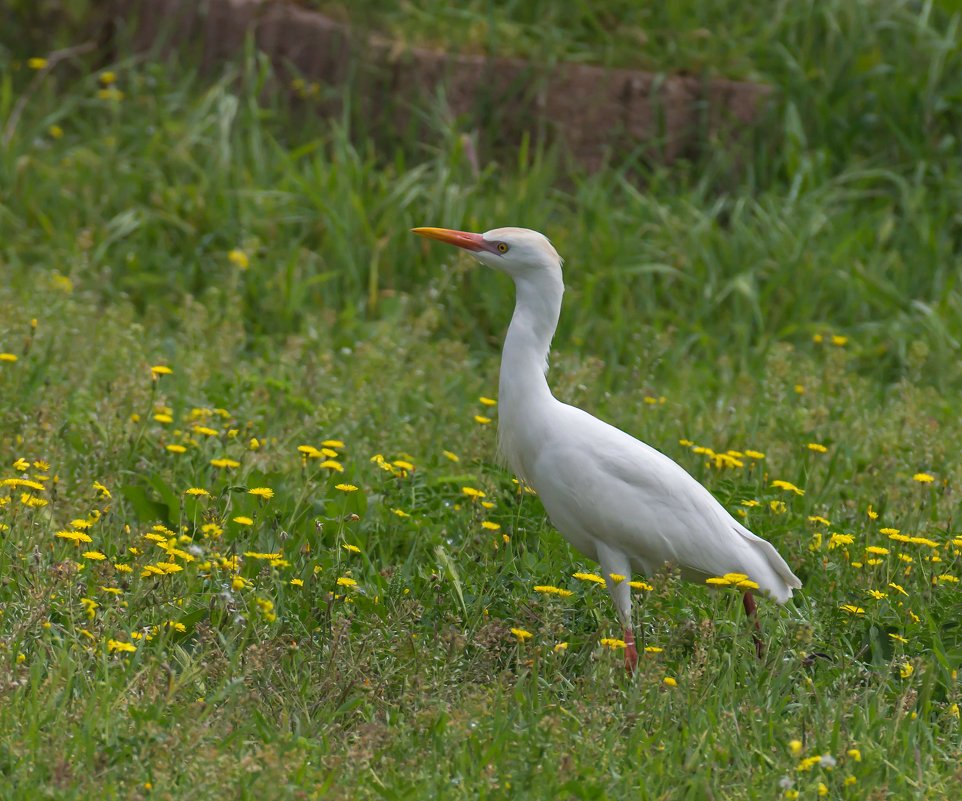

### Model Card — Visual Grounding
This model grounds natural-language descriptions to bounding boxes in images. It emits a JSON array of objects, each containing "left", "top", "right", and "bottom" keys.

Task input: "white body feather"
[{"left": 413, "top": 223, "right": 801, "bottom": 631}]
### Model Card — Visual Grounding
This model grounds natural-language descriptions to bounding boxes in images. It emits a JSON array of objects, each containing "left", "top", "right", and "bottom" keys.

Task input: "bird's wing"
[{"left": 529, "top": 404, "right": 801, "bottom": 602}]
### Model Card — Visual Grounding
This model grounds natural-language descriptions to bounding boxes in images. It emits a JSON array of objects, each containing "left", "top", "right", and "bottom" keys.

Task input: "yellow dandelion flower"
[
  {"left": 511, "top": 628, "right": 533, "bottom": 642},
  {"left": 243, "top": 551, "right": 282, "bottom": 560},
  {"left": 248, "top": 487, "right": 274, "bottom": 499},
  {"left": 55, "top": 530, "right": 92, "bottom": 544},
  {"left": 150, "top": 365, "right": 173, "bottom": 377},
  {"left": 629, "top": 580, "right": 653, "bottom": 591},
  {"left": 2, "top": 478, "right": 45, "bottom": 491},
  {"left": 744, "top": 450, "right": 766, "bottom": 459},
  {"left": 663, "top": 676, "right": 678, "bottom": 687},
  {"left": 82, "top": 551, "right": 106, "bottom": 560},
  {"left": 771, "top": 479, "right": 805, "bottom": 495},
  {"left": 553, "top": 642, "right": 568, "bottom": 652},
  {"left": 809, "top": 515, "right": 831, "bottom": 526},
  {"left": 481, "top": 521, "right": 501, "bottom": 531},
  {"left": 797, "top": 755, "right": 822, "bottom": 772},
  {"left": 80, "top": 598, "right": 98, "bottom": 619},
  {"left": 600, "top": 637, "right": 626, "bottom": 649},
  {"left": 96, "top": 87, "right": 124, "bottom": 101},
  {"left": 228, "top": 249, "right": 249, "bottom": 269},
  {"left": 153, "top": 413, "right": 173, "bottom": 424},
  {"left": 442, "top": 450, "right": 460, "bottom": 462},
  {"left": 336, "top": 576, "right": 357, "bottom": 587},
  {"left": 533, "top": 585, "right": 574, "bottom": 598},
  {"left": 461, "top": 487, "right": 485, "bottom": 498},
  {"left": 912, "top": 473, "right": 934, "bottom": 483},
  {"left": 474, "top": 415, "right": 492, "bottom": 425},
  {"left": 210, "top": 458, "right": 240, "bottom": 469},
  {"left": 806, "top": 443, "right": 828, "bottom": 453},
  {"left": 572, "top": 572, "right": 606, "bottom": 585},
  {"left": 1, "top": 353, "right": 19, "bottom": 363},
  {"left": 290, "top": 578, "right": 304, "bottom": 586},
  {"left": 318, "top": 459, "right": 344, "bottom": 472},
  {"left": 107, "top": 639, "right": 137, "bottom": 654},
  {"left": 335, "top": 483, "right": 358, "bottom": 492},
  {"left": 865, "top": 546, "right": 889, "bottom": 555},
  {"left": 342, "top": 544, "right": 361, "bottom": 554},
  {"left": 788, "top": 740, "right": 803, "bottom": 756},
  {"left": 840, "top": 604, "right": 865, "bottom": 616},
  {"left": 166, "top": 444, "right": 187, "bottom": 454},
  {"left": 706, "top": 576, "right": 732, "bottom": 586},
  {"left": 479, "top": 396, "right": 497, "bottom": 406},
  {"left": 185, "top": 488, "right": 209, "bottom": 497},
  {"left": 900, "top": 662, "right": 914, "bottom": 678},
  {"left": 233, "top": 516, "right": 254, "bottom": 526}
]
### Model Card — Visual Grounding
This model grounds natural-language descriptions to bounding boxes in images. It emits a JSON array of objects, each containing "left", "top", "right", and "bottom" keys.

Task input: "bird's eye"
[{"left": 497, "top": 242, "right": 509, "bottom": 253}]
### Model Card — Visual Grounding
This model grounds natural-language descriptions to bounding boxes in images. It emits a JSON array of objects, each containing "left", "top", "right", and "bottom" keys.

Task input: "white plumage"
[{"left": 413, "top": 225, "right": 801, "bottom": 669}]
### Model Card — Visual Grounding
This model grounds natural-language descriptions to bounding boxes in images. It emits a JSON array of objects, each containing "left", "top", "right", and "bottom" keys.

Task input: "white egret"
[{"left": 412, "top": 226, "right": 801, "bottom": 672}]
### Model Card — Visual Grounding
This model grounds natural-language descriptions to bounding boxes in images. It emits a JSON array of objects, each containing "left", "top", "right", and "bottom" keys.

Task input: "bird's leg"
[
  {"left": 623, "top": 627, "right": 639, "bottom": 675},
  {"left": 742, "top": 590, "right": 764, "bottom": 658},
  {"left": 597, "top": 545, "right": 637, "bottom": 675}
]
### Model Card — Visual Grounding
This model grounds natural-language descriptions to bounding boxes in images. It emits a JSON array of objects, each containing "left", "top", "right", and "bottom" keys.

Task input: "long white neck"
[{"left": 497, "top": 268, "right": 564, "bottom": 478}]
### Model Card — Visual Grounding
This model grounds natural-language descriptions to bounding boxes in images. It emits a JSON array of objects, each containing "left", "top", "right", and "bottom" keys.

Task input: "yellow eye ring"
[{"left": 497, "top": 242, "right": 509, "bottom": 253}]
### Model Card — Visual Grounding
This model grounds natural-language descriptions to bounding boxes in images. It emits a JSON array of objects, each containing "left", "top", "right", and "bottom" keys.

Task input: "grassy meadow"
[{"left": 2, "top": 2, "right": 962, "bottom": 798}]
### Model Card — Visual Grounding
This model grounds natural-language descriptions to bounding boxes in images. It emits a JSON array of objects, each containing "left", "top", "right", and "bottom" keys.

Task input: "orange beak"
[{"left": 411, "top": 226, "right": 491, "bottom": 253}]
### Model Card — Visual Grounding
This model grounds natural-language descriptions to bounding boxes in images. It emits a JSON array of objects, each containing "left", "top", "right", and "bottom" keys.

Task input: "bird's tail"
[{"left": 733, "top": 522, "right": 802, "bottom": 604}]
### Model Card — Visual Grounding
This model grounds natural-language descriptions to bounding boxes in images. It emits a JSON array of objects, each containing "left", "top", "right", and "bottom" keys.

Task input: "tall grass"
[{"left": 2, "top": 34, "right": 962, "bottom": 387}]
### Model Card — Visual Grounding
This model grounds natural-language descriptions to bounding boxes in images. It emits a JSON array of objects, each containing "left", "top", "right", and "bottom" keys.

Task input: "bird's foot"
[{"left": 624, "top": 629, "right": 639, "bottom": 675}]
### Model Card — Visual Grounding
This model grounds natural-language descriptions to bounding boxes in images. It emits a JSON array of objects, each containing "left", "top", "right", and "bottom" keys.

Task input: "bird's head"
[{"left": 412, "top": 226, "right": 562, "bottom": 281}]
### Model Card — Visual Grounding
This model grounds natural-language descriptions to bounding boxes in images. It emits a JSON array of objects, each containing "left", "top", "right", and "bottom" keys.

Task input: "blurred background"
[{"left": 3, "top": 0, "right": 962, "bottom": 391}]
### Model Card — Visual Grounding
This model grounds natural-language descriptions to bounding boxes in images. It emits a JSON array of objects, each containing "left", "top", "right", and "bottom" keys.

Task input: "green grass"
[{"left": 2, "top": 4, "right": 962, "bottom": 798}]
